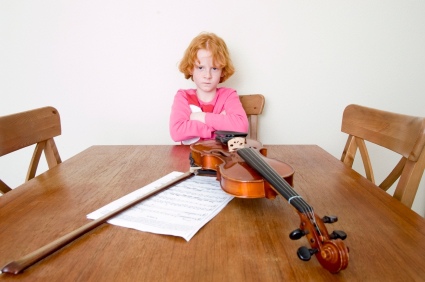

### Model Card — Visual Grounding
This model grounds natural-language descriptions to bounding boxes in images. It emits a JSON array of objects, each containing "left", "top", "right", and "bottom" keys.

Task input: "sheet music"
[{"left": 87, "top": 171, "right": 233, "bottom": 241}]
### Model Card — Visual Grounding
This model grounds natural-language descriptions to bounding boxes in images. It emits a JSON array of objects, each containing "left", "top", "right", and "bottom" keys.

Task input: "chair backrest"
[
  {"left": 0, "top": 106, "right": 62, "bottom": 194},
  {"left": 340, "top": 104, "right": 425, "bottom": 208},
  {"left": 239, "top": 94, "right": 265, "bottom": 140}
]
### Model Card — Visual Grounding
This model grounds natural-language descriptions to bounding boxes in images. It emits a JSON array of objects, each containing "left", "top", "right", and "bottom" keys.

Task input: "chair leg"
[
  {"left": 356, "top": 138, "right": 375, "bottom": 184},
  {"left": 26, "top": 139, "right": 62, "bottom": 182},
  {"left": 0, "top": 179, "right": 12, "bottom": 194},
  {"left": 394, "top": 151, "right": 425, "bottom": 208},
  {"left": 379, "top": 157, "right": 406, "bottom": 191},
  {"left": 341, "top": 135, "right": 357, "bottom": 167},
  {"left": 44, "top": 138, "right": 62, "bottom": 168},
  {"left": 249, "top": 115, "right": 258, "bottom": 140},
  {"left": 26, "top": 141, "right": 46, "bottom": 181}
]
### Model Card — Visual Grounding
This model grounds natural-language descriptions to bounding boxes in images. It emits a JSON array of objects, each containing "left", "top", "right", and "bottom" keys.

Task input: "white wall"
[{"left": 1, "top": 0, "right": 424, "bottom": 216}]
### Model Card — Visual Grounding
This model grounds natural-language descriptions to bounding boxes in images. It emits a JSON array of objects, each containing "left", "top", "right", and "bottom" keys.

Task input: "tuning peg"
[
  {"left": 289, "top": 228, "right": 306, "bottom": 240},
  {"left": 322, "top": 215, "right": 338, "bottom": 223},
  {"left": 297, "top": 246, "right": 318, "bottom": 261},
  {"left": 330, "top": 230, "right": 347, "bottom": 240}
]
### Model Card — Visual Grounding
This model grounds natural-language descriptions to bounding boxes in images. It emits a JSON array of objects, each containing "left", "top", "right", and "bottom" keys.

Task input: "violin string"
[
  {"left": 238, "top": 148, "right": 323, "bottom": 238},
  {"left": 238, "top": 148, "right": 304, "bottom": 208}
]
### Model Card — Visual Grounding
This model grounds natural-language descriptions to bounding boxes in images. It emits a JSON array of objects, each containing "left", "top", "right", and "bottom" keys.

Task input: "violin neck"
[{"left": 237, "top": 148, "right": 312, "bottom": 213}]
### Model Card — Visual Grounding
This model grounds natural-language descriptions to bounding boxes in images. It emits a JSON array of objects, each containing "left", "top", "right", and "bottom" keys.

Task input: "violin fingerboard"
[{"left": 237, "top": 148, "right": 312, "bottom": 213}]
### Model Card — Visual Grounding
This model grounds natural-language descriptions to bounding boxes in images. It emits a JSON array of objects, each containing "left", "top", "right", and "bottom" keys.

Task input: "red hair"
[{"left": 179, "top": 32, "right": 235, "bottom": 83}]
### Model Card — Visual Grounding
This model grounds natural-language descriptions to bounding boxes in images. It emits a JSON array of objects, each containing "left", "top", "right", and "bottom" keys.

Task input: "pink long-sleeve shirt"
[{"left": 169, "top": 87, "right": 249, "bottom": 142}]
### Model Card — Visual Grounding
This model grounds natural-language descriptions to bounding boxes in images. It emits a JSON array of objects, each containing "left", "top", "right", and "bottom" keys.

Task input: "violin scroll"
[
  {"left": 191, "top": 137, "right": 349, "bottom": 273},
  {"left": 297, "top": 213, "right": 349, "bottom": 273}
]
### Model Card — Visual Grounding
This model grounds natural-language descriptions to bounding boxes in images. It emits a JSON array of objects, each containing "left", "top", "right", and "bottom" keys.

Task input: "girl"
[{"left": 169, "top": 32, "right": 248, "bottom": 144}]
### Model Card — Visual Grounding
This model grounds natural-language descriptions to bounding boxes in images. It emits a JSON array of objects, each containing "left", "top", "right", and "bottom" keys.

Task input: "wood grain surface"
[{"left": 1, "top": 145, "right": 424, "bottom": 281}]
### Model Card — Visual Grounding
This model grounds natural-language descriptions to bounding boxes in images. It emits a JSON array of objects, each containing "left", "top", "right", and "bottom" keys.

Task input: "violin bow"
[{"left": 1, "top": 171, "right": 194, "bottom": 275}]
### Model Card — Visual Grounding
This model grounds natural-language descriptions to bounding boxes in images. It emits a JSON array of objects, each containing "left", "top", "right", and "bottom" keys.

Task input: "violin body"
[{"left": 190, "top": 139, "right": 294, "bottom": 199}]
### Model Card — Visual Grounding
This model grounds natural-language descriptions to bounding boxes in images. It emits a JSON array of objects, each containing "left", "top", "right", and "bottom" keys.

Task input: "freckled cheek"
[{"left": 213, "top": 73, "right": 222, "bottom": 80}]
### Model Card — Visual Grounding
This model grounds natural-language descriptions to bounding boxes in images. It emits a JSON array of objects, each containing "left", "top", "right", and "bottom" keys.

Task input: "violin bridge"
[{"left": 228, "top": 137, "right": 246, "bottom": 152}]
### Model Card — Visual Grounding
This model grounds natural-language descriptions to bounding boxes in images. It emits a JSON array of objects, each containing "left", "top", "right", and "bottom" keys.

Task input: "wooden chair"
[
  {"left": 0, "top": 106, "right": 62, "bottom": 194},
  {"left": 340, "top": 104, "right": 425, "bottom": 208},
  {"left": 239, "top": 94, "right": 265, "bottom": 140}
]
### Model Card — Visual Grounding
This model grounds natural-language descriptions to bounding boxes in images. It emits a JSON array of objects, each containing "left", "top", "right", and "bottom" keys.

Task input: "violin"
[
  {"left": 190, "top": 138, "right": 294, "bottom": 199},
  {"left": 190, "top": 134, "right": 349, "bottom": 273},
  {"left": 2, "top": 133, "right": 348, "bottom": 275}
]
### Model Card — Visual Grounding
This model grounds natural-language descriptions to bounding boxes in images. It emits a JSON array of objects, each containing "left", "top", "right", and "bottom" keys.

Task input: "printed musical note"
[{"left": 87, "top": 172, "right": 234, "bottom": 241}]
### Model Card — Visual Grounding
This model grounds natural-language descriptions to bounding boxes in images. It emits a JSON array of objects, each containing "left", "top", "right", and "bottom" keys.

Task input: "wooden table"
[{"left": 1, "top": 145, "right": 425, "bottom": 281}]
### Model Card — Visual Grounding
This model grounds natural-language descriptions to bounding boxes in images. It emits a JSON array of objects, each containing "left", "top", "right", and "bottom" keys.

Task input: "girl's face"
[{"left": 191, "top": 49, "right": 223, "bottom": 96}]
